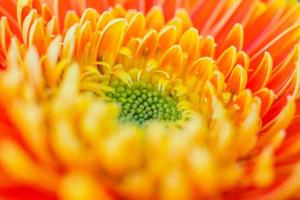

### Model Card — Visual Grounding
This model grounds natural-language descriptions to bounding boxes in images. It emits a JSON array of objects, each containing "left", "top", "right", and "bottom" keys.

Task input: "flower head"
[{"left": 0, "top": 0, "right": 300, "bottom": 200}]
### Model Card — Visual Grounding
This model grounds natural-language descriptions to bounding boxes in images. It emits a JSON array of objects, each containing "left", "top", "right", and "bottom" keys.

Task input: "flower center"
[{"left": 105, "top": 80, "right": 182, "bottom": 124}]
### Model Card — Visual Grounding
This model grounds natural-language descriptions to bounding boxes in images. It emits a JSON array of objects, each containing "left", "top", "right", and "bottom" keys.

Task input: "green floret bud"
[{"left": 106, "top": 80, "right": 182, "bottom": 124}]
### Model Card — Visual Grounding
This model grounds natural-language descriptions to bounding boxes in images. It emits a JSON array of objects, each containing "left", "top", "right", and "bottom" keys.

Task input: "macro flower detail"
[{"left": 0, "top": 0, "right": 300, "bottom": 200}]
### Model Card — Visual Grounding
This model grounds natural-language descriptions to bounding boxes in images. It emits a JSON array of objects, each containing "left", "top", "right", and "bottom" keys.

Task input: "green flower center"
[{"left": 106, "top": 80, "right": 182, "bottom": 124}]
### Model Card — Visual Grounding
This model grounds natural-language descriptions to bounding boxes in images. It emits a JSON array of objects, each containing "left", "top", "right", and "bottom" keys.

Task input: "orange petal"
[
  {"left": 53, "top": 0, "right": 73, "bottom": 27},
  {"left": 0, "top": 140, "right": 58, "bottom": 191},
  {"left": 22, "top": 9, "right": 38, "bottom": 46},
  {"left": 254, "top": 88, "right": 276, "bottom": 117},
  {"left": 28, "top": 18, "right": 48, "bottom": 54},
  {"left": 96, "top": 11, "right": 114, "bottom": 31},
  {"left": 123, "top": 0, "right": 143, "bottom": 11},
  {"left": 250, "top": 23, "right": 300, "bottom": 67},
  {"left": 213, "top": 0, "right": 257, "bottom": 43},
  {"left": 217, "top": 23, "right": 244, "bottom": 55},
  {"left": 263, "top": 97, "right": 296, "bottom": 132},
  {"left": 86, "top": 0, "right": 109, "bottom": 12},
  {"left": 267, "top": 45, "right": 300, "bottom": 96},
  {"left": 234, "top": 89, "right": 253, "bottom": 118},
  {"left": 41, "top": 4, "right": 52, "bottom": 23},
  {"left": 236, "top": 51, "right": 250, "bottom": 71},
  {"left": 236, "top": 101, "right": 260, "bottom": 157},
  {"left": 248, "top": 52, "right": 273, "bottom": 92},
  {"left": 226, "top": 64, "right": 247, "bottom": 94},
  {"left": 135, "top": 29, "right": 159, "bottom": 59},
  {"left": 201, "top": 0, "right": 240, "bottom": 36},
  {"left": 146, "top": 6, "right": 165, "bottom": 30},
  {"left": 99, "top": 19, "right": 127, "bottom": 66},
  {"left": 0, "top": 17, "right": 13, "bottom": 55},
  {"left": 158, "top": 25, "right": 178, "bottom": 51},
  {"left": 161, "top": 0, "right": 177, "bottom": 21},
  {"left": 244, "top": 0, "right": 286, "bottom": 51},
  {"left": 160, "top": 45, "right": 184, "bottom": 77},
  {"left": 63, "top": 11, "right": 80, "bottom": 31},
  {"left": 216, "top": 46, "right": 237, "bottom": 78},
  {"left": 79, "top": 8, "right": 99, "bottom": 30},
  {"left": 179, "top": 28, "right": 200, "bottom": 65},
  {"left": 47, "top": 16, "right": 60, "bottom": 36},
  {"left": 124, "top": 12, "right": 145, "bottom": 44},
  {"left": 208, "top": 0, "right": 244, "bottom": 37},
  {"left": 245, "top": 3, "right": 300, "bottom": 56},
  {"left": 199, "top": 36, "right": 216, "bottom": 57},
  {"left": 59, "top": 171, "right": 112, "bottom": 200},
  {"left": 77, "top": 21, "right": 92, "bottom": 58},
  {"left": 0, "top": 0, "right": 20, "bottom": 37},
  {"left": 166, "top": 17, "right": 183, "bottom": 37},
  {"left": 185, "top": 57, "right": 215, "bottom": 93},
  {"left": 62, "top": 24, "right": 79, "bottom": 59},
  {"left": 175, "top": 9, "right": 193, "bottom": 31},
  {"left": 191, "top": 0, "right": 219, "bottom": 32},
  {"left": 210, "top": 71, "right": 225, "bottom": 96},
  {"left": 44, "top": 36, "right": 62, "bottom": 86},
  {"left": 110, "top": 4, "right": 127, "bottom": 18}
]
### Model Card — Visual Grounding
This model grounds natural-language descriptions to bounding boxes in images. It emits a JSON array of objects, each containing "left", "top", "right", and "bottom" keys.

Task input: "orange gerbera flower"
[{"left": 0, "top": 0, "right": 300, "bottom": 200}]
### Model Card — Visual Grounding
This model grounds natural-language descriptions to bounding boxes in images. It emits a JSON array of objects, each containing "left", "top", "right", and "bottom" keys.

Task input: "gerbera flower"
[{"left": 0, "top": 0, "right": 300, "bottom": 199}]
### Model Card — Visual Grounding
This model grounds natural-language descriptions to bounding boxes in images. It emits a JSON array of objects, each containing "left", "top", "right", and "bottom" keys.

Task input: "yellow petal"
[
  {"left": 160, "top": 45, "right": 184, "bottom": 78},
  {"left": 59, "top": 171, "right": 111, "bottom": 200},
  {"left": 254, "top": 148, "right": 274, "bottom": 187},
  {"left": 179, "top": 27, "right": 200, "bottom": 64},
  {"left": 99, "top": 19, "right": 127, "bottom": 66},
  {"left": 146, "top": 6, "right": 165, "bottom": 30},
  {"left": 158, "top": 25, "right": 178, "bottom": 51},
  {"left": 124, "top": 12, "right": 145, "bottom": 44}
]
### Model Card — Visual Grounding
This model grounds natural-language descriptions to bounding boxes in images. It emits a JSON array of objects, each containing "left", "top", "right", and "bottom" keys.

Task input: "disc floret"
[{"left": 106, "top": 80, "right": 182, "bottom": 124}]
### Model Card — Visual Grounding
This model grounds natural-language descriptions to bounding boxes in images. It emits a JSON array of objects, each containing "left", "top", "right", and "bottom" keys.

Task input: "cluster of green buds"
[{"left": 106, "top": 80, "right": 182, "bottom": 124}]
